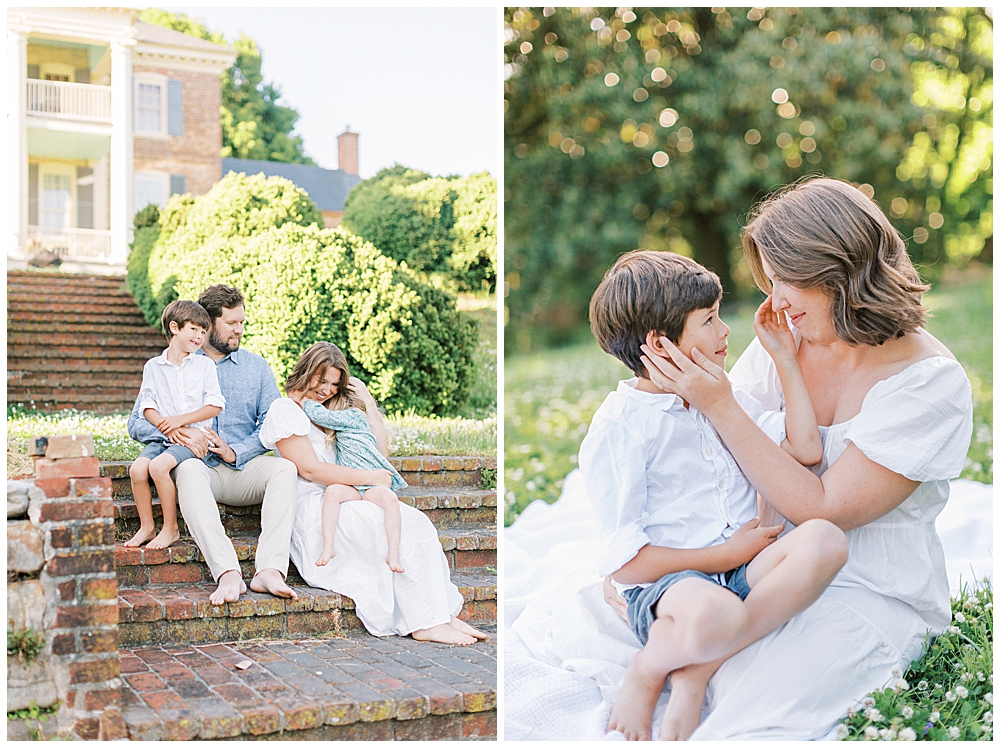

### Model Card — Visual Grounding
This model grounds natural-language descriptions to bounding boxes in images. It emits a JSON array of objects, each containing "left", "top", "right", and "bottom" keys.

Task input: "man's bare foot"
[
  {"left": 123, "top": 526, "right": 156, "bottom": 547},
  {"left": 451, "top": 616, "right": 490, "bottom": 641},
  {"left": 386, "top": 552, "right": 404, "bottom": 573},
  {"left": 412, "top": 622, "right": 476, "bottom": 646},
  {"left": 658, "top": 666, "right": 710, "bottom": 741},
  {"left": 209, "top": 570, "right": 246, "bottom": 606},
  {"left": 607, "top": 650, "right": 666, "bottom": 740},
  {"left": 145, "top": 527, "right": 180, "bottom": 550},
  {"left": 316, "top": 548, "right": 336, "bottom": 566},
  {"left": 250, "top": 568, "right": 298, "bottom": 599}
]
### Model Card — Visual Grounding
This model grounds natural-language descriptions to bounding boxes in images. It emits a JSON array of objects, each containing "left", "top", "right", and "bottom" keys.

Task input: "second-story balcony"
[{"left": 27, "top": 79, "right": 111, "bottom": 123}]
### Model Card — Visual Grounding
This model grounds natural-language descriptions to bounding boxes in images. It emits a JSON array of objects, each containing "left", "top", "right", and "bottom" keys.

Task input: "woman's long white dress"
[
  {"left": 260, "top": 398, "right": 463, "bottom": 637},
  {"left": 505, "top": 340, "right": 974, "bottom": 740}
]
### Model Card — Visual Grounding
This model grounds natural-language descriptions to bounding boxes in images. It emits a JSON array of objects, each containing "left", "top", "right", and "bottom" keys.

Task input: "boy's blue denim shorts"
[
  {"left": 137, "top": 442, "right": 198, "bottom": 466},
  {"left": 622, "top": 564, "right": 752, "bottom": 646}
]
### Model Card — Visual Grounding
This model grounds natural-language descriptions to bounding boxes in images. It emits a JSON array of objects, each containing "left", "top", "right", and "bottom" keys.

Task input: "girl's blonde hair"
[
  {"left": 741, "top": 177, "right": 928, "bottom": 347},
  {"left": 285, "top": 341, "right": 366, "bottom": 448}
]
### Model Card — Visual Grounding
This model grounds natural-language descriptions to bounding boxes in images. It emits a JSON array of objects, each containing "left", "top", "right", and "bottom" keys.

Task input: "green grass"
[{"left": 504, "top": 269, "right": 992, "bottom": 525}]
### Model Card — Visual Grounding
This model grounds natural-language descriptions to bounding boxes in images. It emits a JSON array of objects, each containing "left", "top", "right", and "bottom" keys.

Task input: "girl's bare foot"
[
  {"left": 146, "top": 527, "right": 180, "bottom": 550},
  {"left": 451, "top": 616, "right": 490, "bottom": 640},
  {"left": 411, "top": 622, "right": 476, "bottom": 646},
  {"left": 316, "top": 547, "right": 336, "bottom": 566},
  {"left": 123, "top": 526, "right": 156, "bottom": 548},
  {"left": 607, "top": 650, "right": 665, "bottom": 740},
  {"left": 386, "top": 553, "right": 405, "bottom": 573},
  {"left": 658, "top": 666, "right": 710, "bottom": 741}
]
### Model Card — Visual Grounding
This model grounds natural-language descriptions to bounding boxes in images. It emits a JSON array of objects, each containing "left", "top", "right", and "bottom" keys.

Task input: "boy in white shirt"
[
  {"left": 125, "top": 300, "right": 225, "bottom": 550},
  {"left": 582, "top": 251, "right": 847, "bottom": 740}
]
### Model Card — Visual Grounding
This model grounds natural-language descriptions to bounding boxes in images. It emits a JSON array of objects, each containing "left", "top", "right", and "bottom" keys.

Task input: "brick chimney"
[{"left": 338, "top": 128, "right": 359, "bottom": 175}]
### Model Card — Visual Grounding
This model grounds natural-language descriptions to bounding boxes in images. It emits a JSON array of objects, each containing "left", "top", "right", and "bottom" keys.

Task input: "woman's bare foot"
[
  {"left": 316, "top": 547, "right": 336, "bottom": 566},
  {"left": 386, "top": 552, "right": 404, "bottom": 573},
  {"left": 658, "top": 666, "right": 710, "bottom": 741},
  {"left": 411, "top": 622, "right": 476, "bottom": 646},
  {"left": 123, "top": 526, "right": 156, "bottom": 548},
  {"left": 146, "top": 527, "right": 180, "bottom": 550},
  {"left": 209, "top": 570, "right": 247, "bottom": 606},
  {"left": 607, "top": 650, "right": 666, "bottom": 740},
  {"left": 250, "top": 568, "right": 298, "bottom": 599},
  {"left": 450, "top": 616, "right": 490, "bottom": 641}
]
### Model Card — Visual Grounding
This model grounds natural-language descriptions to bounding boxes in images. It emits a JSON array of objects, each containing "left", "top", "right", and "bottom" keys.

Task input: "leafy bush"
[
  {"left": 449, "top": 172, "right": 497, "bottom": 292},
  {"left": 125, "top": 173, "right": 476, "bottom": 415}
]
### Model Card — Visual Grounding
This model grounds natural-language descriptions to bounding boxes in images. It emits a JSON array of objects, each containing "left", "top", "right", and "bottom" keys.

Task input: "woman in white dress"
[
  {"left": 625, "top": 177, "right": 973, "bottom": 738},
  {"left": 259, "top": 343, "right": 488, "bottom": 646}
]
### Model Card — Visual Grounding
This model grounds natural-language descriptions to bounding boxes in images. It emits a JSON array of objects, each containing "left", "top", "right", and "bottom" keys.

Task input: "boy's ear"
[
  {"left": 168, "top": 321, "right": 181, "bottom": 335},
  {"left": 644, "top": 330, "right": 671, "bottom": 356}
]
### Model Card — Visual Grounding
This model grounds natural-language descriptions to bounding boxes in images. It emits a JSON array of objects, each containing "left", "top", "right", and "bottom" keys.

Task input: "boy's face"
[
  {"left": 170, "top": 321, "right": 207, "bottom": 355},
  {"left": 675, "top": 300, "right": 730, "bottom": 368}
]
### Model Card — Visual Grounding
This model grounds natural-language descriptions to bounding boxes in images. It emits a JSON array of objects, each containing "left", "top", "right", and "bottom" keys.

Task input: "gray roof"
[
  {"left": 222, "top": 158, "right": 362, "bottom": 212},
  {"left": 133, "top": 21, "right": 235, "bottom": 55}
]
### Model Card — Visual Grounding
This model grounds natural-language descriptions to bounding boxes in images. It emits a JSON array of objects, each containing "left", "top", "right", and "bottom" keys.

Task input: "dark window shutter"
[
  {"left": 77, "top": 167, "right": 94, "bottom": 229},
  {"left": 170, "top": 174, "right": 186, "bottom": 196},
  {"left": 28, "top": 164, "right": 39, "bottom": 225},
  {"left": 75, "top": 68, "right": 90, "bottom": 84},
  {"left": 27, "top": 64, "right": 39, "bottom": 79},
  {"left": 167, "top": 79, "right": 183, "bottom": 136}
]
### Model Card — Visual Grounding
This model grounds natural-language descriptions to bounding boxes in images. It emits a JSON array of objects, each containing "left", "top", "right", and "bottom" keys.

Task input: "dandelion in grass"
[
  {"left": 986, "top": 693, "right": 994, "bottom": 705},
  {"left": 947, "top": 726, "right": 961, "bottom": 739},
  {"left": 893, "top": 678, "right": 909, "bottom": 694},
  {"left": 956, "top": 685, "right": 969, "bottom": 698},
  {"left": 898, "top": 726, "right": 917, "bottom": 741},
  {"left": 865, "top": 706, "right": 883, "bottom": 721},
  {"left": 954, "top": 611, "right": 966, "bottom": 623},
  {"left": 930, "top": 711, "right": 940, "bottom": 723},
  {"left": 864, "top": 726, "right": 878, "bottom": 739},
  {"left": 978, "top": 672, "right": 985, "bottom": 682},
  {"left": 984, "top": 711, "right": 992, "bottom": 724},
  {"left": 834, "top": 723, "right": 848, "bottom": 740},
  {"left": 946, "top": 690, "right": 957, "bottom": 702},
  {"left": 846, "top": 705, "right": 857, "bottom": 719},
  {"left": 901, "top": 705, "right": 914, "bottom": 719},
  {"left": 918, "top": 680, "right": 929, "bottom": 690},
  {"left": 878, "top": 727, "right": 896, "bottom": 740},
  {"left": 948, "top": 625, "right": 961, "bottom": 635}
]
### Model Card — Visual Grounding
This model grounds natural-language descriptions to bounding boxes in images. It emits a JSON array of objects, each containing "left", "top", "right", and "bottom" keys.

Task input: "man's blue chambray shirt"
[{"left": 127, "top": 348, "right": 280, "bottom": 470}]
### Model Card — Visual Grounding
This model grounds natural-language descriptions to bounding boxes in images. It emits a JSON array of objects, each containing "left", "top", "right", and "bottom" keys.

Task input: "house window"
[
  {"left": 135, "top": 171, "right": 169, "bottom": 211},
  {"left": 39, "top": 165, "right": 76, "bottom": 230},
  {"left": 134, "top": 74, "right": 167, "bottom": 135}
]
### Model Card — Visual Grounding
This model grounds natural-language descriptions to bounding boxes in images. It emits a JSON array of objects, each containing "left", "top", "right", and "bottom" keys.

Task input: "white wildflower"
[
  {"left": 955, "top": 685, "right": 968, "bottom": 698},
  {"left": 917, "top": 680, "right": 929, "bottom": 690},
  {"left": 961, "top": 672, "right": 973, "bottom": 682},
  {"left": 953, "top": 612, "right": 966, "bottom": 623},
  {"left": 978, "top": 672, "right": 986, "bottom": 682},
  {"left": 984, "top": 712, "right": 993, "bottom": 724},
  {"left": 878, "top": 727, "right": 896, "bottom": 740},
  {"left": 986, "top": 693, "right": 994, "bottom": 705},
  {"left": 865, "top": 707, "right": 883, "bottom": 722},
  {"left": 945, "top": 690, "right": 957, "bottom": 702},
  {"left": 834, "top": 723, "right": 849, "bottom": 740},
  {"left": 930, "top": 711, "right": 940, "bottom": 723},
  {"left": 891, "top": 666, "right": 903, "bottom": 678},
  {"left": 948, "top": 625, "right": 961, "bottom": 635},
  {"left": 863, "top": 697, "right": 876, "bottom": 707},
  {"left": 964, "top": 596, "right": 978, "bottom": 608},
  {"left": 986, "top": 602, "right": 993, "bottom": 610},
  {"left": 901, "top": 705, "right": 914, "bottom": 719},
  {"left": 898, "top": 727, "right": 917, "bottom": 741},
  {"left": 947, "top": 726, "right": 960, "bottom": 739},
  {"left": 893, "top": 678, "right": 910, "bottom": 694},
  {"left": 864, "top": 726, "right": 878, "bottom": 740},
  {"left": 846, "top": 705, "right": 858, "bottom": 719}
]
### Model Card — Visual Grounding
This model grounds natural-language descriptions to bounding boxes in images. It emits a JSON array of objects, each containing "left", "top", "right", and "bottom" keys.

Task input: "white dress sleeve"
[
  {"left": 728, "top": 337, "right": 785, "bottom": 412},
  {"left": 844, "top": 357, "right": 973, "bottom": 482},
  {"left": 259, "top": 398, "right": 312, "bottom": 450}
]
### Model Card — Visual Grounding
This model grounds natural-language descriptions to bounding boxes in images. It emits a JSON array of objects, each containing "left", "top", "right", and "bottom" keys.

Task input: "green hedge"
[{"left": 126, "top": 173, "right": 477, "bottom": 415}]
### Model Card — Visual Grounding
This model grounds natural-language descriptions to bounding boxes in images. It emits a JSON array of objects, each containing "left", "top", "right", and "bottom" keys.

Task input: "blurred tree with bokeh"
[{"left": 504, "top": 7, "right": 993, "bottom": 351}]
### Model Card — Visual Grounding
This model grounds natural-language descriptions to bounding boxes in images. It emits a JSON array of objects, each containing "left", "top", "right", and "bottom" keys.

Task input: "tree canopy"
[
  {"left": 504, "top": 7, "right": 993, "bottom": 350},
  {"left": 140, "top": 9, "right": 314, "bottom": 164}
]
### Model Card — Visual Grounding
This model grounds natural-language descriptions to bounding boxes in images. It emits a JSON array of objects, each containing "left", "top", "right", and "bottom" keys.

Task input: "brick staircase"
[
  {"left": 106, "top": 456, "right": 497, "bottom": 740},
  {"left": 7, "top": 270, "right": 164, "bottom": 413}
]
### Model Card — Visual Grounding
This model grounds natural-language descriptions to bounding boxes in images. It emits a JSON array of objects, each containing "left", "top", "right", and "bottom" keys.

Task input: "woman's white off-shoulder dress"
[{"left": 260, "top": 398, "right": 464, "bottom": 637}]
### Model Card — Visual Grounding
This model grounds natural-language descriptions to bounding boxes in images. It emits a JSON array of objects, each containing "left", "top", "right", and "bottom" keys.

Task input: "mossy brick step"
[
  {"left": 8, "top": 269, "right": 129, "bottom": 288},
  {"left": 7, "top": 290, "right": 143, "bottom": 308},
  {"left": 7, "top": 300, "right": 152, "bottom": 319},
  {"left": 7, "top": 357, "right": 154, "bottom": 374},
  {"left": 7, "top": 331, "right": 168, "bottom": 350},
  {"left": 116, "top": 631, "right": 496, "bottom": 740},
  {"left": 7, "top": 373, "right": 146, "bottom": 390},
  {"left": 9, "top": 320, "right": 166, "bottom": 337},
  {"left": 117, "top": 570, "right": 497, "bottom": 648}
]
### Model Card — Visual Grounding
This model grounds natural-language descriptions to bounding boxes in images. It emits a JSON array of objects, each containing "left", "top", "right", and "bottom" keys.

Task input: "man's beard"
[{"left": 208, "top": 324, "right": 239, "bottom": 355}]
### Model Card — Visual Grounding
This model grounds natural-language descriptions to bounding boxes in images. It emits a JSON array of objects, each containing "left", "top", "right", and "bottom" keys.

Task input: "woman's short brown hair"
[
  {"left": 589, "top": 250, "right": 722, "bottom": 378},
  {"left": 742, "top": 177, "right": 928, "bottom": 346}
]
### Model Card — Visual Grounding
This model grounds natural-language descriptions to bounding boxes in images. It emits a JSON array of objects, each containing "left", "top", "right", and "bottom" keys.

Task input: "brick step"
[
  {"left": 7, "top": 313, "right": 152, "bottom": 329},
  {"left": 6, "top": 289, "right": 142, "bottom": 306},
  {"left": 7, "top": 372, "right": 143, "bottom": 390},
  {"left": 7, "top": 388, "right": 139, "bottom": 405},
  {"left": 7, "top": 300, "right": 152, "bottom": 318},
  {"left": 116, "top": 632, "right": 495, "bottom": 740},
  {"left": 5, "top": 392, "right": 139, "bottom": 408},
  {"left": 8, "top": 348, "right": 161, "bottom": 363},
  {"left": 7, "top": 358, "right": 150, "bottom": 375},
  {"left": 7, "top": 320, "right": 164, "bottom": 337},
  {"left": 117, "top": 567, "right": 497, "bottom": 648},
  {"left": 8, "top": 270, "right": 130, "bottom": 289},
  {"left": 7, "top": 331, "right": 168, "bottom": 349}
]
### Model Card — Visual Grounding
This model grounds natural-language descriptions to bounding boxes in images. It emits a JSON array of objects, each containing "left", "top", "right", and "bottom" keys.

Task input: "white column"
[
  {"left": 8, "top": 29, "right": 28, "bottom": 258},
  {"left": 109, "top": 37, "right": 135, "bottom": 265},
  {"left": 92, "top": 154, "right": 110, "bottom": 231}
]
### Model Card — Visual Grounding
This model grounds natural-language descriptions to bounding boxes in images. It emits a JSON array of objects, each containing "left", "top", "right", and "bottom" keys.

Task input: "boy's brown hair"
[
  {"left": 161, "top": 300, "right": 211, "bottom": 341},
  {"left": 589, "top": 250, "right": 722, "bottom": 378}
]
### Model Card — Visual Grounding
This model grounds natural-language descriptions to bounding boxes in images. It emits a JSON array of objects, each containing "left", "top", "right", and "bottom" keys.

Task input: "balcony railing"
[
  {"left": 27, "top": 226, "right": 113, "bottom": 262},
  {"left": 26, "top": 79, "right": 111, "bottom": 123}
]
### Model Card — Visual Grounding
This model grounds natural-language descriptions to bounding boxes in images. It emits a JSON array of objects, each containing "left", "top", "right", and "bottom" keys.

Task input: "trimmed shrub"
[{"left": 450, "top": 172, "right": 497, "bottom": 292}]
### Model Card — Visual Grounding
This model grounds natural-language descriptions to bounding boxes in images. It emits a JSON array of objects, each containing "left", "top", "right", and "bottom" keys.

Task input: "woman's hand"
[
  {"left": 723, "top": 517, "right": 784, "bottom": 567},
  {"left": 368, "top": 470, "right": 393, "bottom": 488},
  {"left": 754, "top": 297, "right": 798, "bottom": 365},
  {"left": 602, "top": 575, "right": 629, "bottom": 622},
  {"left": 640, "top": 337, "right": 735, "bottom": 418}
]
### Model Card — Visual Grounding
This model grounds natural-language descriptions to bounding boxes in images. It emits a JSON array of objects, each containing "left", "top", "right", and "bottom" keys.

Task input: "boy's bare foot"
[
  {"left": 315, "top": 548, "right": 336, "bottom": 566},
  {"left": 123, "top": 527, "right": 156, "bottom": 547},
  {"left": 209, "top": 570, "right": 246, "bottom": 606},
  {"left": 450, "top": 616, "right": 490, "bottom": 640},
  {"left": 412, "top": 622, "right": 476, "bottom": 646},
  {"left": 607, "top": 650, "right": 665, "bottom": 740},
  {"left": 658, "top": 666, "right": 709, "bottom": 741},
  {"left": 146, "top": 527, "right": 180, "bottom": 550},
  {"left": 250, "top": 568, "right": 298, "bottom": 599},
  {"left": 386, "top": 553, "right": 405, "bottom": 573}
]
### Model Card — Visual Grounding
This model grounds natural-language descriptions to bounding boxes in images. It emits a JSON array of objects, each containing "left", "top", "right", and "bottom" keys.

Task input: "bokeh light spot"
[
  {"left": 772, "top": 87, "right": 789, "bottom": 104},
  {"left": 929, "top": 212, "right": 944, "bottom": 229},
  {"left": 891, "top": 197, "right": 908, "bottom": 217},
  {"left": 870, "top": 58, "right": 885, "bottom": 72},
  {"left": 651, "top": 67, "right": 667, "bottom": 82},
  {"left": 633, "top": 88, "right": 649, "bottom": 103},
  {"left": 826, "top": 31, "right": 842, "bottom": 44},
  {"left": 605, "top": 72, "right": 620, "bottom": 86},
  {"left": 548, "top": 131, "right": 563, "bottom": 147},
  {"left": 800, "top": 137, "right": 816, "bottom": 153},
  {"left": 799, "top": 120, "right": 816, "bottom": 136},
  {"left": 754, "top": 154, "right": 770, "bottom": 169},
  {"left": 652, "top": 151, "right": 670, "bottom": 167},
  {"left": 776, "top": 132, "right": 793, "bottom": 148},
  {"left": 591, "top": 18, "right": 606, "bottom": 31},
  {"left": 777, "top": 102, "right": 796, "bottom": 118},
  {"left": 745, "top": 129, "right": 761, "bottom": 145},
  {"left": 771, "top": 55, "right": 785, "bottom": 68},
  {"left": 859, "top": 183, "right": 875, "bottom": 199},
  {"left": 913, "top": 227, "right": 929, "bottom": 243},
  {"left": 659, "top": 108, "right": 679, "bottom": 127}
]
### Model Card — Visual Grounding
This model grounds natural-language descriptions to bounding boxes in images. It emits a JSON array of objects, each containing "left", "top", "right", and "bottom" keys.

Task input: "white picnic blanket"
[{"left": 503, "top": 472, "right": 993, "bottom": 741}]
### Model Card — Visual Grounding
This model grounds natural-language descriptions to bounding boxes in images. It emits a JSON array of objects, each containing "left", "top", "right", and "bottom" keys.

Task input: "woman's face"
[
  {"left": 305, "top": 365, "right": 342, "bottom": 402},
  {"left": 760, "top": 255, "right": 837, "bottom": 343}
]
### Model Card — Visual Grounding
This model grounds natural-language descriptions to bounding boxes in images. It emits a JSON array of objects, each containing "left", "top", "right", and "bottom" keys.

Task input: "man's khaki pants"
[{"left": 174, "top": 455, "right": 298, "bottom": 582}]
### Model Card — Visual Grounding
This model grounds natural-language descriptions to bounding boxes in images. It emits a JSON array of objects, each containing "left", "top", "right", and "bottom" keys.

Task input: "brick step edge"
[{"left": 102, "top": 457, "right": 497, "bottom": 477}]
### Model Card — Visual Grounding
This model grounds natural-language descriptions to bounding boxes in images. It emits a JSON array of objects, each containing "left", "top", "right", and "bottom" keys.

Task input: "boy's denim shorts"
[
  {"left": 622, "top": 564, "right": 752, "bottom": 646},
  {"left": 137, "top": 442, "right": 198, "bottom": 466}
]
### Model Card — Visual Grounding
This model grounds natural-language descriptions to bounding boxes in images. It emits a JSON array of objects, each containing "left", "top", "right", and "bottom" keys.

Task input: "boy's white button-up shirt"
[
  {"left": 580, "top": 378, "right": 786, "bottom": 584},
  {"left": 138, "top": 350, "right": 226, "bottom": 431}
]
